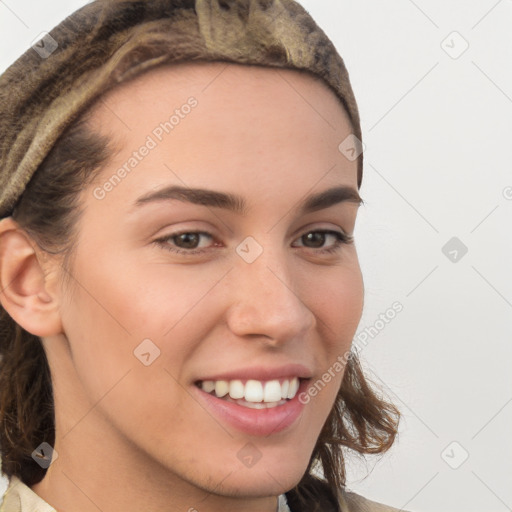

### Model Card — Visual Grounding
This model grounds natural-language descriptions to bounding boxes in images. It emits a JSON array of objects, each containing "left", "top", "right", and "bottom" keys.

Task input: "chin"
[
  {"left": 222, "top": 454, "right": 310, "bottom": 497},
  {"left": 214, "top": 469, "right": 306, "bottom": 499}
]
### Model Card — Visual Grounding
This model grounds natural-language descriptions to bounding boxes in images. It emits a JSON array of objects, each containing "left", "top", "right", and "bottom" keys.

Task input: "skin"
[{"left": 0, "top": 62, "right": 363, "bottom": 512}]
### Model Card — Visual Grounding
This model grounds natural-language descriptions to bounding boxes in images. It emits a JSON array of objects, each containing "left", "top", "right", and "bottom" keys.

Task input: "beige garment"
[
  {"left": 339, "top": 489, "right": 409, "bottom": 512},
  {"left": 0, "top": 476, "right": 56, "bottom": 512},
  {"left": 0, "top": 475, "right": 409, "bottom": 512}
]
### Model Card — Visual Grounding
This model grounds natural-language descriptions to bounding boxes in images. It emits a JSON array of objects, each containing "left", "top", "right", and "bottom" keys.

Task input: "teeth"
[
  {"left": 229, "top": 380, "right": 245, "bottom": 399},
  {"left": 287, "top": 377, "right": 300, "bottom": 399},
  {"left": 222, "top": 396, "right": 288, "bottom": 409},
  {"left": 245, "top": 380, "right": 263, "bottom": 402},
  {"left": 263, "top": 380, "right": 282, "bottom": 402},
  {"left": 199, "top": 377, "right": 301, "bottom": 403},
  {"left": 281, "top": 379, "right": 289, "bottom": 400},
  {"left": 214, "top": 380, "right": 229, "bottom": 398},
  {"left": 202, "top": 380, "right": 216, "bottom": 393}
]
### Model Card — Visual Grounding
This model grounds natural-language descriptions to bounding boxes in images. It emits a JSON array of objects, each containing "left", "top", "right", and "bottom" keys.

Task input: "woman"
[{"left": 0, "top": 1, "right": 404, "bottom": 511}]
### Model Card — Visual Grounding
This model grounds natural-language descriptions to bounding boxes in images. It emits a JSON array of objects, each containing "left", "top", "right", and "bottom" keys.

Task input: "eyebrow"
[{"left": 133, "top": 184, "right": 363, "bottom": 215}]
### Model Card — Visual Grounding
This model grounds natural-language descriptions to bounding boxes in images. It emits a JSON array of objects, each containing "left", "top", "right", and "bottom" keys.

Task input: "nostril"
[{"left": 218, "top": 0, "right": 230, "bottom": 10}]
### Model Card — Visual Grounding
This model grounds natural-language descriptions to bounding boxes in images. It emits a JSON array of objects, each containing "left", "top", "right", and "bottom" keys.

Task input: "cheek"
[
  {"left": 57, "top": 257, "right": 214, "bottom": 444},
  {"left": 296, "top": 252, "right": 363, "bottom": 408},
  {"left": 308, "top": 255, "right": 364, "bottom": 347},
  {"left": 58, "top": 252, "right": 229, "bottom": 386},
  {"left": 65, "top": 246, "right": 214, "bottom": 334}
]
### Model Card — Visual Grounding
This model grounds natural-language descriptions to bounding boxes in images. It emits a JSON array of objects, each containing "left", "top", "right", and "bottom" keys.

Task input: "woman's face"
[{"left": 48, "top": 62, "right": 363, "bottom": 499}]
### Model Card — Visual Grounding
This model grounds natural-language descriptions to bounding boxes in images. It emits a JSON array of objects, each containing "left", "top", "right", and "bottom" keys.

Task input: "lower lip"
[{"left": 192, "top": 380, "right": 308, "bottom": 437}]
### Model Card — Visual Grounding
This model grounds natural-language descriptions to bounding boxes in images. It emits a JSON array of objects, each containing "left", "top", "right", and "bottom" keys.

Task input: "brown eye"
[
  {"left": 301, "top": 232, "right": 327, "bottom": 248},
  {"left": 174, "top": 233, "right": 201, "bottom": 249},
  {"left": 292, "top": 230, "right": 352, "bottom": 254},
  {"left": 155, "top": 231, "right": 215, "bottom": 255}
]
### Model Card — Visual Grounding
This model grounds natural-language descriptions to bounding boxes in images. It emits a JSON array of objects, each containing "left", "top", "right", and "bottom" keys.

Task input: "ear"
[{"left": 0, "top": 217, "right": 63, "bottom": 337}]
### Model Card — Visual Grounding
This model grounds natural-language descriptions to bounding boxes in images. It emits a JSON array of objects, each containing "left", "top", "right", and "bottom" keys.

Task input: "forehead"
[
  {"left": 88, "top": 61, "right": 352, "bottom": 135},
  {"left": 84, "top": 61, "right": 358, "bottom": 205}
]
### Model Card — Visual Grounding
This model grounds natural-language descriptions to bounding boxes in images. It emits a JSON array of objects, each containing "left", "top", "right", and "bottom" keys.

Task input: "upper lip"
[{"left": 195, "top": 363, "right": 313, "bottom": 383}]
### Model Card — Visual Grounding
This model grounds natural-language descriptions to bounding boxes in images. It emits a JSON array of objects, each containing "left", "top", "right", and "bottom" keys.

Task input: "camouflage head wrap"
[{"left": 0, "top": 0, "right": 362, "bottom": 218}]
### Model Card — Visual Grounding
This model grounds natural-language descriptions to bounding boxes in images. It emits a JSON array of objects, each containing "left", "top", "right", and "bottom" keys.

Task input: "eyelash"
[{"left": 154, "top": 229, "right": 353, "bottom": 256}]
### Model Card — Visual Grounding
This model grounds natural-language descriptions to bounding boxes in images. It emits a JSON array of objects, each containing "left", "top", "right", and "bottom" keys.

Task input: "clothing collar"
[
  {"left": 1, "top": 475, "right": 56, "bottom": 512},
  {"left": 2, "top": 476, "right": 292, "bottom": 512},
  {"left": 277, "top": 493, "right": 292, "bottom": 512}
]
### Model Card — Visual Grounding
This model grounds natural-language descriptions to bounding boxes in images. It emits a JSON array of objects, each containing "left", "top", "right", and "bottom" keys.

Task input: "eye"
[
  {"left": 154, "top": 231, "right": 216, "bottom": 255},
  {"left": 153, "top": 229, "right": 353, "bottom": 257},
  {"left": 292, "top": 230, "right": 353, "bottom": 254}
]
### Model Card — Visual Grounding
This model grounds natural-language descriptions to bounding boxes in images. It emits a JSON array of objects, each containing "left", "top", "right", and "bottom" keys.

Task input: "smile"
[
  {"left": 196, "top": 377, "right": 301, "bottom": 409},
  {"left": 193, "top": 377, "right": 309, "bottom": 436}
]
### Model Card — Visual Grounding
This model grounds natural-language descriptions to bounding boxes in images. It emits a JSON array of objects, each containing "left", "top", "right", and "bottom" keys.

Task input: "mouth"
[
  {"left": 192, "top": 376, "right": 310, "bottom": 436},
  {"left": 194, "top": 377, "right": 303, "bottom": 409}
]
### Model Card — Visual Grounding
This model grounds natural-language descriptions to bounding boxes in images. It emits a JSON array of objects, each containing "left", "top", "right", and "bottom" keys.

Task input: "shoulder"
[
  {"left": 285, "top": 475, "right": 410, "bottom": 512},
  {"left": 1, "top": 475, "right": 56, "bottom": 512},
  {"left": 339, "top": 489, "right": 409, "bottom": 512}
]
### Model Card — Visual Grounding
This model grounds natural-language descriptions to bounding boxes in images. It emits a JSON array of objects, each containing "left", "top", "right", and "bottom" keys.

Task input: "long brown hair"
[{"left": 0, "top": 5, "right": 399, "bottom": 507}]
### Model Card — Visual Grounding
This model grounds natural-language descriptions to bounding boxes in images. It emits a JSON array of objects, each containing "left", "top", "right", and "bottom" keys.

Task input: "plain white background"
[{"left": 0, "top": 1, "right": 511, "bottom": 511}]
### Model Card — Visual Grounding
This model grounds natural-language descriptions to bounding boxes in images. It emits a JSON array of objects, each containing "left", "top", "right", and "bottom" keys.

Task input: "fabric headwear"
[{"left": 0, "top": 0, "right": 363, "bottom": 218}]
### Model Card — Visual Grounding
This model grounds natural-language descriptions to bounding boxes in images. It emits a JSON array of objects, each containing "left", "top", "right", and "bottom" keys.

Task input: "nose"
[{"left": 224, "top": 243, "right": 316, "bottom": 345}]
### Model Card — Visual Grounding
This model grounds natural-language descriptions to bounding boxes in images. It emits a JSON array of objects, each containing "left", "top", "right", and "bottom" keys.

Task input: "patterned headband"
[{"left": 0, "top": 0, "right": 363, "bottom": 218}]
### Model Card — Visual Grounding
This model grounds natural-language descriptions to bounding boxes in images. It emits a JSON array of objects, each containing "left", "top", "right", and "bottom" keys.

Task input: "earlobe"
[{"left": 0, "top": 217, "right": 63, "bottom": 337}]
